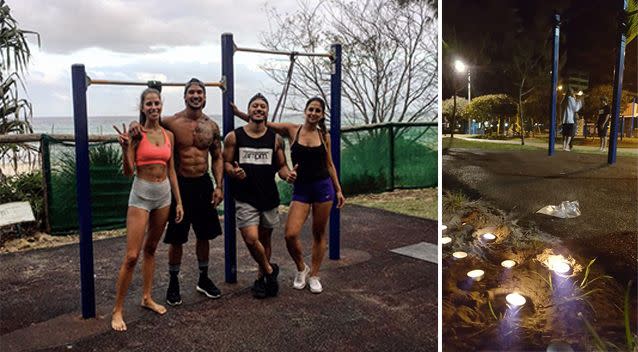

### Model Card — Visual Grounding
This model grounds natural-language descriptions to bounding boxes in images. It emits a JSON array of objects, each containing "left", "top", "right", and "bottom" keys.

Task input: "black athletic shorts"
[
  {"left": 164, "top": 174, "right": 222, "bottom": 245},
  {"left": 561, "top": 123, "right": 574, "bottom": 137}
]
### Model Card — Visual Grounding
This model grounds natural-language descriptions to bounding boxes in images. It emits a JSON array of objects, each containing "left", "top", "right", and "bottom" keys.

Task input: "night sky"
[{"left": 442, "top": 0, "right": 637, "bottom": 99}]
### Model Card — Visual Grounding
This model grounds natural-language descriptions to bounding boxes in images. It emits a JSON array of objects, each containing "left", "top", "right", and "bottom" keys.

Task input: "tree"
[
  {"left": 0, "top": 0, "right": 40, "bottom": 175},
  {"left": 260, "top": 0, "right": 437, "bottom": 126},
  {"left": 442, "top": 96, "right": 468, "bottom": 133},
  {"left": 465, "top": 94, "right": 517, "bottom": 135}
]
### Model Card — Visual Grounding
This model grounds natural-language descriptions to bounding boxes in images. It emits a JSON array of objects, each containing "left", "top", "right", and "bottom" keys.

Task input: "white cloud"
[{"left": 11, "top": 0, "right": 306, "bottom": 117}]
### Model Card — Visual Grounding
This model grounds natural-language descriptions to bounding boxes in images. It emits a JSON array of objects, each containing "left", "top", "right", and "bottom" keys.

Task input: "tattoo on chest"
[{"left": 193, "top": 120, "right": 217, "bottom": 149}]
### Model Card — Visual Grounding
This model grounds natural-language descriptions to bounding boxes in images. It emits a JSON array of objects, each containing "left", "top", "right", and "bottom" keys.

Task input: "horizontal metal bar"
[
  {"left": 234, "top": 46, "right": 332, "bottom": 58},
  {"left": 0, "top": 133, "right": 117, "bottom": 143},
  {"left": 341, "top": 121, "right": 437, "bottom": 133},
  {"left": 88, "top": 78, "right": 223, "bottom": 88}
]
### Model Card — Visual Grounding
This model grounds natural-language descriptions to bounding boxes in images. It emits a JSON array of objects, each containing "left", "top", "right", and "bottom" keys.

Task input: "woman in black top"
[{"left": 233, "top": 97, "right": 345, "bottom": 293}]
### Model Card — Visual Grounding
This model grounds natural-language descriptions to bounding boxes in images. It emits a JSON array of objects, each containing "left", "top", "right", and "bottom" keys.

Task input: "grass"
[
  {"left": 443, "top": 137, "right": 542, "bottom": 151},
  {"left": 444, "top": 136, "right": 638, "bottom": 157},
  {"left": 347, "top": 188, "right": 437, "bottom": 220}
]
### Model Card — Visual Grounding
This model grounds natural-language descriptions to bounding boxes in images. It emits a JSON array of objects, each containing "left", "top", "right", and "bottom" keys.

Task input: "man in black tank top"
[{"left": 223, "top": 93, "right": 295, "bottom": 298}]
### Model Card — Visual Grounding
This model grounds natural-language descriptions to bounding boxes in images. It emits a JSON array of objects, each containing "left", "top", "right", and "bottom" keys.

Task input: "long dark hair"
[
  {"left": 305, "top": 97, "right": 327, "bottom": 136},
  {"left": 139, "top": 88, "right": 162, "bottom": 126}
]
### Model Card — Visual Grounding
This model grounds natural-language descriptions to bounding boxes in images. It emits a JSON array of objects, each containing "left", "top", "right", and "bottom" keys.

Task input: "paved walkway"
[{"left": 0, "top": 205, "right": 437, "bottom": 352}]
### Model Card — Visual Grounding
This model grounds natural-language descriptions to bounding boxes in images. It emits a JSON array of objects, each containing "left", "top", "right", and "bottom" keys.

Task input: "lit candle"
[
  {"left": 442, "top": 236, "right": 452, "bottom": 245},
  {"left": 501, "top": 260, "right": 516, "bottom": 268},
  {"left": 442, "top": 224, "right": 448, "bottom": 231},
  {"left": 481, "top": 233, "right": 496, "bottom": 241},
  {"left": 506, "top": 292, "right": 526, "bottom": 307},
  {"left": 452, "top": 251, "right": 467, "bottom": 259},
  {"left": 467, "top": 269, "right": 485, "bottom": 281}
]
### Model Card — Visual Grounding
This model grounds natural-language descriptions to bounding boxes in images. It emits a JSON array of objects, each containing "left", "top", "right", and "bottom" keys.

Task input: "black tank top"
[
  {"left": 290, "top": 127, "right": 330, "bottom": 184},
  {"left": 231, "top": 127, "right": 280, "bottom": 210}
]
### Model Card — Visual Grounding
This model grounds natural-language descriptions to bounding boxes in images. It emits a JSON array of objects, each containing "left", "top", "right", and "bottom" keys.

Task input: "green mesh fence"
[
  {"left": 341, "top": 123, "right": 437, "bottom": 194},
  {"left": 42, "top": 135, "right": 131, "bottom": 234},
  {"left": 41, "top": 123, "right": 436, "bottom": 234}
]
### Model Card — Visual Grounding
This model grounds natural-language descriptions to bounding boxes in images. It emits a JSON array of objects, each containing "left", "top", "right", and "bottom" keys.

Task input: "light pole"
[{"left": 455, "top": 59, "right": 471, "bottom": 132}]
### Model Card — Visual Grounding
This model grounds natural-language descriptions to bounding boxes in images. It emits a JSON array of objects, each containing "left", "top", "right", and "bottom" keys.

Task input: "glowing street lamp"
[{"left": 454, "top": 59, "right": 466, "bottom": 73}]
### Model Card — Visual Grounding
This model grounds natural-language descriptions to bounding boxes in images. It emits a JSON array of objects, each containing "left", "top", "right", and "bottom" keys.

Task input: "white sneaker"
[
  {"left": 293, "top": 265, "right": 310, "bottom": 290},
  {"left": 308, "top": 276, "right": 323, "bottom": 294}
]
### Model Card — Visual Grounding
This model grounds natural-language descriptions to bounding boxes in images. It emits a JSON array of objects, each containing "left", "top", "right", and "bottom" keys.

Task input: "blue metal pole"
[
  {"left": 71, "top": 64, "right": 95, "bottom": 319},
  {"left": 221, "top": 33, "right": 237, "bottom": 283},
  {"left": 329, "top": 43, "right": 342, "bottom": 260},
  {"left": 631, "top": 97, "right": 636, "bottom": 138},
  {"left": 608, "top": 0, "right": 628, "bottom": 165},
  {"left": 549, "top": 13, "right": 560, "bottom": 156}
]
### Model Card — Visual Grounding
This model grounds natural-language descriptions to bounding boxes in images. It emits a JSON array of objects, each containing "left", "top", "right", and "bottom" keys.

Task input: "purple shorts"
[{"left": 292, "top": 177, "right": 335, "bottom": 204}]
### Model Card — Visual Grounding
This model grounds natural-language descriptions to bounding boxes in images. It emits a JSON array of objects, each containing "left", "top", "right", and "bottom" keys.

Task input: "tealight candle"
[
  {"left": 501, "top": 260, "right": 516, "bottom": 268},
  {"left": 441, "top": 225, "right": 448, "bottom": 231},
  {"left": 452, "top": 251, "right": 467, "bottom": 259},
  {"left": 506, "top": 292, "right": 526, "bottom": 307},
  {"left": 442, "top": 236, "right": 452, "bottom": 244},
  {"left": 467, "top": 269, "right": 484, "bottom": 281},
  {"left": 481, "top": 233, "right": 496, "bottom": 241}
]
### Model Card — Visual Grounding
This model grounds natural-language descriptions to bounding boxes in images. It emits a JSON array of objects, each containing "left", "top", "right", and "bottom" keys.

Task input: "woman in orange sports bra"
[{"left": 110, "top": 88, "right": 183, "bottom": 332}]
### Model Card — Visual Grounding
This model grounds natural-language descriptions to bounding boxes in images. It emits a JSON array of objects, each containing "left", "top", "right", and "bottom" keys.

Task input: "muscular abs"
[{"left": 165, "top": 113, "right": 220, "bottom": 177}]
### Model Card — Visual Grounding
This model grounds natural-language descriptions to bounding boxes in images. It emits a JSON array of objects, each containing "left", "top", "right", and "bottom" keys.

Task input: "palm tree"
[{"left": 0, "top": 0, "right": 40, "bottom": 174}]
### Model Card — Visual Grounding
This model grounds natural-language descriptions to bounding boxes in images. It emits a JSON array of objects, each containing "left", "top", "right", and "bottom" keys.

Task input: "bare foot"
[
  {"left": 111, "top": 311, "right": 127, "bottom": 331},
  {"left": 141, "top": 298, "right": 167, "bottom": 315}
]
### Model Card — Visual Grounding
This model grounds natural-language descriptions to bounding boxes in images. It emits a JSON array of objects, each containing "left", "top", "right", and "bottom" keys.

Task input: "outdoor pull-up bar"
[
  {"left": 87, "top": 78, "right": 224, "bottom": 88},
  {"left": 221, "top": 33, "right": 342, "bottom": 284},
  {"left": 234, "top": 45, "right": 332, "bottom": 58},
  {"left": 548, "top": 1, "right": 629, "bottom": 165},
  {"left": 71, "top": 65, "right": 227, "bottom": 319}
]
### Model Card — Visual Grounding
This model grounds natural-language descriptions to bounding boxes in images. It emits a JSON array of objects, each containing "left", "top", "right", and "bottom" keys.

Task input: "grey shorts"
[
  {"left": 235, "top": 200, "right": 279, "bottom": 229},
  {"left": 128, "top": 177, "right": 171, "bottom": 212}
]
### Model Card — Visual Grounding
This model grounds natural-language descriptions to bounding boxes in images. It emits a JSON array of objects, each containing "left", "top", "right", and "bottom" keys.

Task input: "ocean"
[{"left": 30, "top": 114, "right": 305, "bottom": 135}]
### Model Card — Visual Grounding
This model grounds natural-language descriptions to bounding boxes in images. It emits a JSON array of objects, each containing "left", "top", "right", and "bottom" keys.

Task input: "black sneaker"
[
  {"left": 196, "top": 276, "right": 221, "bottom": 299},
  {"left": 265, "top": 263, "right": 279, "bottom": 297},
  {"left": 252, "top": 277, "right": 267, "bottom": 299},
  {"left": 166, "top": 277, "right": 182, "bottom": 306}
]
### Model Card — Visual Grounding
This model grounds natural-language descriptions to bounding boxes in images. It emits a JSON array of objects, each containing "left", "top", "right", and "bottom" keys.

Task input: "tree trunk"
[{"left": 519, "top": 86, "right": 526, "bottom": 145}]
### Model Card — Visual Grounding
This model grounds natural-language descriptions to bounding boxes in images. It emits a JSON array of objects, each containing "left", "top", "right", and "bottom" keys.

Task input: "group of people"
[
  {"left": 110, "top": 78, "right": 345, "bottom": 331},
  {"left": 560, "top": 87, "right": 611, "bottom": 152}
]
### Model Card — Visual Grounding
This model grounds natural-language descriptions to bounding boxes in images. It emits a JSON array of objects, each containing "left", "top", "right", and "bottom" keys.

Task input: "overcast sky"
[{"left": 12, "top": 0, "right": 310, "bottom": 119}]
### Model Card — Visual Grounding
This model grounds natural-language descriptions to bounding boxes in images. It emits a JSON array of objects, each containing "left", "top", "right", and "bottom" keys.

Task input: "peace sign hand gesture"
[{"left": 112, "top": 123, "right": 129, "bottom": 148}]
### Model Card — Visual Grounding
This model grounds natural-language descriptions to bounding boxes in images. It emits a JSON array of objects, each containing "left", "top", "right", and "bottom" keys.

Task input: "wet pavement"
[
  {"left": 0, "top": 205, "right": 437, "bottom": 351},
  {"left": 443, "top": 148, "right": 638, "bottom": 284}
]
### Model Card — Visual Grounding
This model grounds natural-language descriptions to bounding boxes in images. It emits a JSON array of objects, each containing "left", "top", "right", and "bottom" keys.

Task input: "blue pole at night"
[
  {"left": 71, "top": 64, "right": 96, "bottom": 319},
  {"left": 329, "top": 43, "right": 342, "bottom": 260},
  {"left": 608, "top": 0, "right": 628, "bottom": 165},
  {"left": 549, "top": 13, "right": 560, "bottom": 156},
  {"left": 221, "top": 33, "right": 237, "bottom": 283}
]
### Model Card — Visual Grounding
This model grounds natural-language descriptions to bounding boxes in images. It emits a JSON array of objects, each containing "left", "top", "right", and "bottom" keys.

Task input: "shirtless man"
[{"left": 131, "top": 78, "right": 224, "bottom": 305}]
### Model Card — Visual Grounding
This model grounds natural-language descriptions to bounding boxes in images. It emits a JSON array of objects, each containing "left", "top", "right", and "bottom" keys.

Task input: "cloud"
[{"left": 12, "top": 0, "right": 300, "bottom": 54}]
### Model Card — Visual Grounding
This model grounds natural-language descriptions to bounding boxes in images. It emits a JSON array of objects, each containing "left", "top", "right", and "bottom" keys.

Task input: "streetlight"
[{"left": 455, "top": 59, "right": 471, "bottom": 133}]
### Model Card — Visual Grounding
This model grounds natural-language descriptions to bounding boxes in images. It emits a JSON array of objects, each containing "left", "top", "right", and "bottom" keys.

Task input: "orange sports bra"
[{"left": 135, "top": 129, "right": 171, "bottom": 167}]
